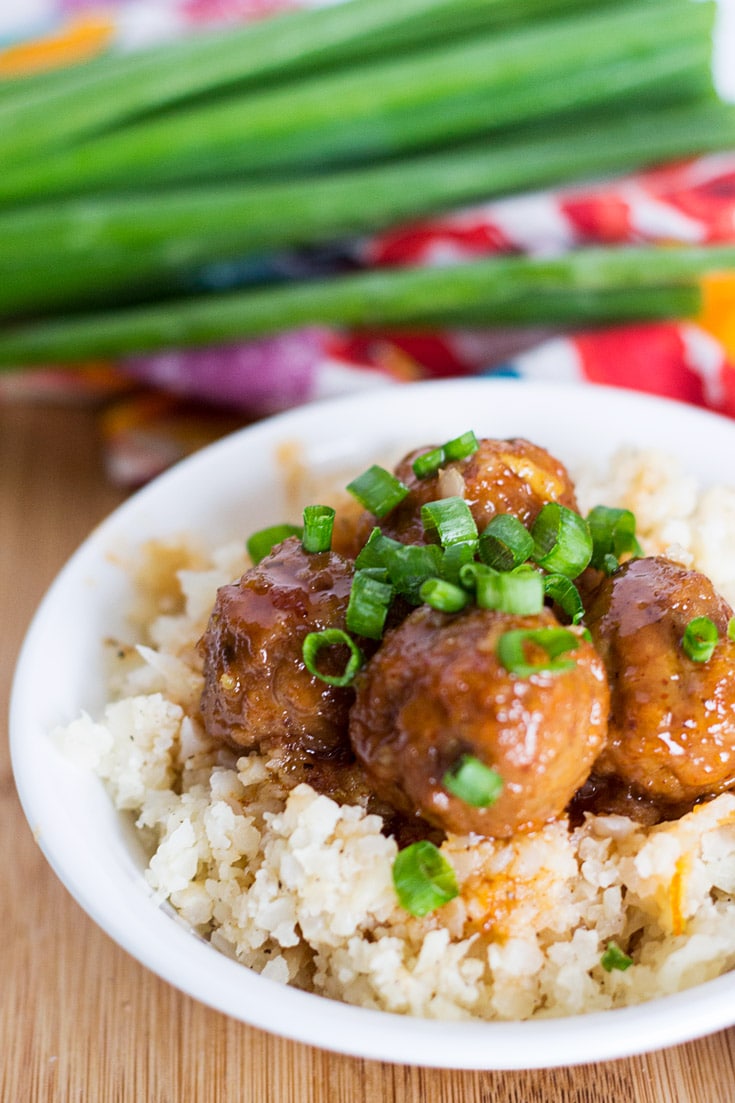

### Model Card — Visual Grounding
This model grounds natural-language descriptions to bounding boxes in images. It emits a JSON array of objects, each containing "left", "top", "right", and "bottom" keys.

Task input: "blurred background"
[{"left": 2, "top": 0, "right": 735, "bottom": 486}]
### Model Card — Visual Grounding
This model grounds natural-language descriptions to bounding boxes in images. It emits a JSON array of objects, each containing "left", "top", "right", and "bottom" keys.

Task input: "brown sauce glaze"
[
  {"left": 198, "top": 440, "right": 735, "bottom": 840},
  {"left": 585, "top": 555, "right": 735, "bottom": 810}
]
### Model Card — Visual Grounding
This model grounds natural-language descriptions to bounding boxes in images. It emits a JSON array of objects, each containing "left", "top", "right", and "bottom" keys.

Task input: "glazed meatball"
[
  {"left": 348, "top": 437, "right": 579, "bottom": 554},
  {"left": 348, "top": 605, "right": 609, "bottom": 837},
  {"left": 199, "top": 536, "right": 355, "bottom": 756},
  {"left": 586, "top": 556, "right": 735, "bottom": 806}
]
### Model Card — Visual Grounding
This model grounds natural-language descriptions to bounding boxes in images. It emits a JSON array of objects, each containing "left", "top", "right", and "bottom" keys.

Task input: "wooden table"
[{"left": 3, "top": 401, "right": 735, "bottom": 1102}]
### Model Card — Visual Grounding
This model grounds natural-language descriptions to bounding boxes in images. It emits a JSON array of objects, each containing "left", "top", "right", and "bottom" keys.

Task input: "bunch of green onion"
[{"left": 0, "top": 0, "right": 734, "bottom": 366}]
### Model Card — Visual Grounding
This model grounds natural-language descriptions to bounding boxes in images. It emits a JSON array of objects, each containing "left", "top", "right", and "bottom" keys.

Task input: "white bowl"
[{"left": 10, "top": 379, "right": 735, "bottom": 1069}]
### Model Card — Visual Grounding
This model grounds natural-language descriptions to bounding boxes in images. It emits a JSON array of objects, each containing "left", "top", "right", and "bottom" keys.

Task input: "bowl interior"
[{"left": 10, "top": 378, "right": 735, "bottom": 1069}]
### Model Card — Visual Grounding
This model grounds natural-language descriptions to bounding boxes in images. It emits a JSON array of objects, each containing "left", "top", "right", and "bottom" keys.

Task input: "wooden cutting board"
[{"left": 3, "top": 403, "right": 734, "bottom": 1103}]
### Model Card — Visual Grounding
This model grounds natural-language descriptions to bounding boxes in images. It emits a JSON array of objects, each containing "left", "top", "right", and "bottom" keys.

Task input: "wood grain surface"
[{"left": 3, "top": 401, "right": 735, "bottom": 1103}]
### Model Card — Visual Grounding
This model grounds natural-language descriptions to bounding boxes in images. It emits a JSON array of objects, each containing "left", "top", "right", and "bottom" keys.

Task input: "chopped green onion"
[
  {"left": 421, "top": 496, "right": 478, "bottom": 549},
  {"left": 531, "top": 503, "right": 593, "bottom": 578},
  {"left": 301, "top": 504, "right": 335, "bottom": 553},
  {"left": 392, "top": 840, "right": 459, "bottom": 917},
  {"left": 347, "top": 464, "right": 409, "bottom": 518},
  {"left": 419, "top": 577, "right": 470, "bottom": 613},
  {"left": 729, "top": 617, "right": 735, "bottom": 642},
  {"left": 346, "top": 569, "right": 393, "bottom": 639},
  {"left": 412, "top": 446, "right": 446, "bottom": 480},
  {"left": 497, "top": 626, "right": 580, "bottom": 677},
  {"left": 246, "top": 522, "right": 302, "bottom": 564},
  {"left": 354, "top": 527, "right": 403, "bottom": 570},
  {"left": 543, "top": 573, "right": 585, "bottom": 624},
  {"left": 443, "top": 754, "right": 503, "bottom": 807},
  {"left": 302, "top": 628, "right": 363, "bottom": 686},
  {"left": 587, "top": 504, "right": 642, "bottom": 573},
  {"left": 479, "top": 513, "right": 534, "bottom": 571},
  {"left": 600, "top": 941, "right": 633, "bottom": 972},
  {"left": 443, "top": 430, "right": 479, "bottom": 463},
  {"left": 384, "top": 543, "right": 444, "bottom": 603},
  {"left": 412, "top": 431, "right": 479, "bottom": 479},
  {"left": 681, "top": 616, "right": 719, "bottom": 663},
  {"left": 440, "top": 541, "right": 476, "bottom": 586},
  {"left": 465, "top": 563, "right": 544, "bottom": 615}
]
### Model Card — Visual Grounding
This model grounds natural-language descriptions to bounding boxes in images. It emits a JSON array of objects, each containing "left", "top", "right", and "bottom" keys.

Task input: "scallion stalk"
[
  {"left": 0, "top": 244, "right": 730, "bottom": 366},
  {"left": 0, "top": 0, "right": 713, "bottom": 204},
  {"left": 0, "top": 0, "right": 628, "bottom": 167}
]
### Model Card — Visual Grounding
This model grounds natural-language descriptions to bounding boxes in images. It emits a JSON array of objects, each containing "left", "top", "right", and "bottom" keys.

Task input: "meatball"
[
  {"left": 348, "top": 605, "right": 609, "bottom": 837},
  {"left": 198, "top": 536, "right": 355, "bottom": 756},
  {"left": 586, "top": 556, "right": 735, "bottom": 806},
  {"left": 348, "top": 437, "right": 579, "bottom": 553}
]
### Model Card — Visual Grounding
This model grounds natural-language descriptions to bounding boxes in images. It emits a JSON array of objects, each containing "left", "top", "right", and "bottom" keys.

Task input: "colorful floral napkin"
[{"left": 3, "top": 0, "right": 735, "bottom": 485}]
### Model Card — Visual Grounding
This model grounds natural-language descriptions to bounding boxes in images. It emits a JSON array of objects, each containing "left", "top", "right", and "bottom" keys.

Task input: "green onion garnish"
[
  {"left": 443, "top": 754, "right": 503, "bottom": 807},
  {"left": 440, "top": 541, "right": 476, "bottom": 586},
  {"left": 479, "top": 513, "right": 534, "bottom": 571},
  {"left": 346, "top": 569, "right": 393, "bottom": 640},
  {"left": 412, "top": 431, "right": 479, "bottom": 479},
  {"left": 421, "top": 496, "right": 478, "bottom": 549},
  {"left": 301, "top": 504, "right": 335, "bottom": 554},
  {"left": 729, "top": 617, "right": 735, "bottom": 642},
  {"left": 354, "top": 527, "right": 403, "bottom": 571},
  {"left": 463, "top": 563, "right": 544, "bottom": 616},
  {"left": 392, "top": 840, "right": 459, "bottom": 918},
  {"left": 347, "top": 465, "right": 409, "bottom": 518},
  {"left": 419, "top": 577, "right": 470, "bottom": 613},
  {"left": 302, "top": 628, "right": 363, "bottom": 686},
  {"left": 246, "top": 522, "right": 302, "bottom": 565},
  {"left": 412, "top": 446, "right": 446, "bottom": 480},
  {"left": 543, "top": 573, "right": 585, "bottom": 624},
  {"left": 681, "top": 616, "right": 719, "bottom": 662},
  {"left": 531, "top": 503, "right": 593, "bottom": 578},
  {"left": 587, "top": 504, "right": 642, "bottom": 574},
  {"left": 443, "top": 430, "right": 479, "bottom": 463},
  {"left": 384, "top": 543, "right": 444, "bottom": 603},
  {"left": 600, "top": 941, "right": 633, "bottom": 972},
  {"left": 497, "top": 626, "right": 581, "bottom": 677}
]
